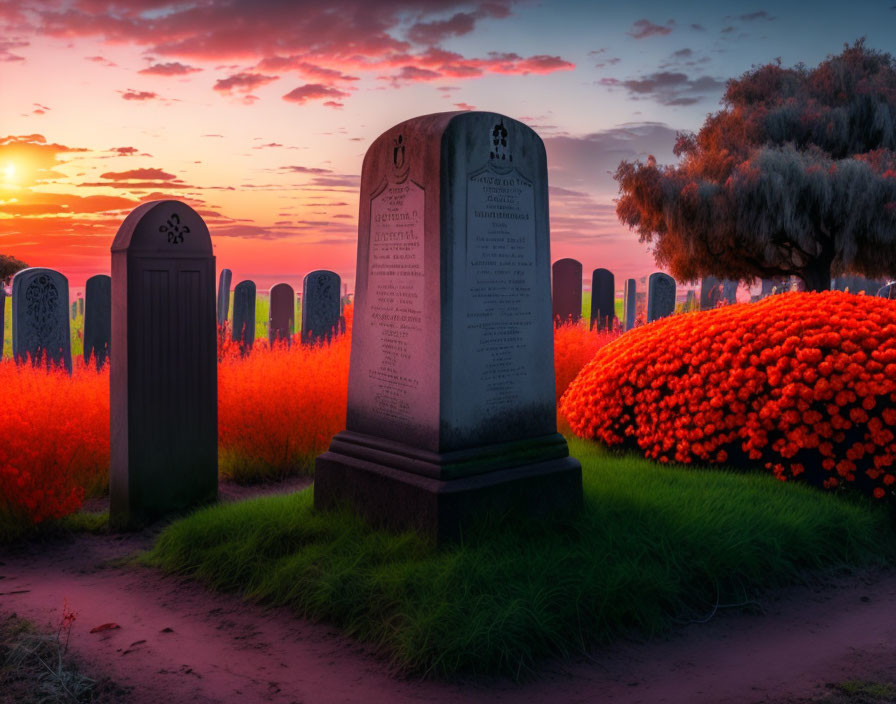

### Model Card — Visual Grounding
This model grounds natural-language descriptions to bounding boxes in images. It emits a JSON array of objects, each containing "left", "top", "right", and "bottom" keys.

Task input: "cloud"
[
  {"left": 739, "top": 10, "right": 774, "bottom": 21},
  {"left": 139, "top": 61, "right": 202, "bottom": 76},
  {"left": 628, "top": 19, "right": 674, "bottom": 39},
  {"left": 0, "top": 193, "right": 138, "bottom": 216},
  {"left": 98, "top": 168, "right": 177, "bottom": 181},
  {"left": 255, "top": 56, "right": 358, "bottom": 82},
  {"left": 85, "top": 54, "right": 116, "bottom": 66},
  {"left": 282, "top": 83, "right": 350, "bottom": 104},
  {"left": 213, "top": 72, "right": 278, "bottom": 93},
  {"left": 120, "top": 89, "right": 158, "bottom": 101},
  {"left": 384, "top": 49, "right": 574, "bottom": 83},
  {"left": 279, "top": 165, "right": 333, "bottom": 174},
  {"left": 0, "top": 38, "right": 28, "bottom": 62},
  {"left": 454, "top": 102, "right": 474, "bottom": 110},
  {"left": 32, "top": 103, "right": 50, "bottom": 115},
  {"left": 601, "top": 71, "right": 725, "bottom": 106},
  {"left": 111, "top": 146, "right": 139, "bottom": 156}
]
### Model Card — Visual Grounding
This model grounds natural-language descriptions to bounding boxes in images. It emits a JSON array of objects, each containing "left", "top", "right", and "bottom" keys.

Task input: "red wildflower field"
[
  {"left": 553, "top": 320, "right": 619, "bottom": 401},
  {"left": 561, "top": 291, "right": 896, "bottom": 501}
]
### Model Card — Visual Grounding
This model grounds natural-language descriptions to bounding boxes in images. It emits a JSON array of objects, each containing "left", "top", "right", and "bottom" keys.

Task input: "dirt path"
[{"left": 1, "top": 496, "right": 895, "bottom": 703}]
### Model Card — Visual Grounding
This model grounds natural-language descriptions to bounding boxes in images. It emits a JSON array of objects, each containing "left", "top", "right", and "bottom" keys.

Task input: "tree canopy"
[
  {"left": 0, "top": 254, "right": 27, "bottom": 286},
  {"left": 615, "top": 40, "right": 896, "bottom": 291}
]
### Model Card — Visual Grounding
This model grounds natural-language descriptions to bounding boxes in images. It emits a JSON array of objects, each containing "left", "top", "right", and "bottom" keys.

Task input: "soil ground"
[{"left": 2, "top": 479, "right": 895, "bottom": 704}]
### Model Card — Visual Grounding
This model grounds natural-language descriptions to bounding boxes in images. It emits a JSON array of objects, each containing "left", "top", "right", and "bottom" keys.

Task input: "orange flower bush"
[
  {"left": 0, "top": 358, "right": 109, "bottom": 529},
  {"left": 561, "top": 291, "right": 896, "bottom": 500},
  {"left": 216, "top": 305, "right": 352, "bottom": 481},
  {"left": 554, "top": 320, "right": 620, "bottom": 402}
]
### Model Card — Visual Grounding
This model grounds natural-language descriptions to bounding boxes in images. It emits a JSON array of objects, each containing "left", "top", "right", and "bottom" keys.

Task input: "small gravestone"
[
  {"left": 302, "top": 270, "right": 341, "bottom": 344},
  {"left": 0, "top": 284, "right": 6, "bottom": 355},
  {"left": 269, "top": 283, "right": 294, "bottom": 346},
  {"left": 110, "top": 200, "right": 217, "bottom": 529},
  {"left": 216, "top": 268, "right": 232, "bottom": 326},
  {"left": 700, "top": 275, "right": 720, "bottom": 310},
  {"left": 12, "top": 267, "right": 72, "bottom": 374},
  {"left": 232, "top": 280, "right": 256, "bottom": 354},
  {"left": 71, "top": 302, "right": 77, "bottom": 319},
  {"left": 590, "top": 268, "right": 615, "bottom": 331},
  {"left": 647, "top": 272, "right": 676, "bottom": 322},
  {"left": 721, "top": 280, "right": 737, "bottom": 304},
  {"left": 315, "top": 111, "right": 582, "bottom": 543},
  {"left": 77, "top": 296, "right": 84, "bottom": 316},
  {"left": 685, "top": 290, "right": 696, "bottom": 309},
  {"left": 623, "top": 278, "right": 636, "bottom": 331},
  {"left": 84, "top": 274, "right": 111, "bottom": 369},
  {"left": 552, "top": 258, "right": 582, "bottom": 326},
  {"left": 760, "top": 278, "right": 775, "bottom": 298}
]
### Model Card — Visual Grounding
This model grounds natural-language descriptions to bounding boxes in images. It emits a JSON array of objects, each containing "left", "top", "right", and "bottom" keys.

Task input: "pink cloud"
[
  {"left": 139, "top": 61, "right": 202, "bottom": 76},
  {"left": 213, "top": 72, "right": 278, "bottom": 93},
  {"left": 120, "top": 89, "right": 158, "bottom": 101},
  {"left": 99, "top": 168, "right": 177, "bottom": 181},
  {"left": 282, "top": 83, "right": 350, "bottom": 104}
]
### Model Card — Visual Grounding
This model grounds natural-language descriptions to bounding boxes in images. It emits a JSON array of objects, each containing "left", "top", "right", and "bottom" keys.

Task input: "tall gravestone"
[
  {"left": 77, "top": 296, "right": 84, "bottom": 316},
  {"left": 216, "top": 268, "right": 232, "bottom": 326},
  {"left": 552, "top": 258, "right": 582, "bottom": 326},
  {"left": 110, "top": 200, "right": 217, "bottom": 529},
  {"left": 647, "top": 272, "right": 676, "bottom": 323},
  {"left": 700, "top": 275, "right": 720, "bottom": 310},
  {"left": 315, "top": 111, "right": 582, "bottom": 543},
  {"left": 232, "top": 280, "right": 256, "bottom": 354},
  {"left": 12, "top": 267, "right": 72, "bottom": 374},
  {"left": 71, "top": 302, "right": 77, "bottom": 320},
  {"left": 269, "top": 283, "right": 294, "bottom": 346},
  {"left": 302, "top": 270, "right": 341, "bottom": 344},
  {"left": 0, "top": 284, "right": 5, "bottom": 356},
  {"left": 590, "top": 268, "right": 615, "bottom": 331},
  {"left": 623, "top": 278, "right": 636, "bottom": 331},
  {"left": 84, "top": 274, "right": 111, "bottom": 369}
]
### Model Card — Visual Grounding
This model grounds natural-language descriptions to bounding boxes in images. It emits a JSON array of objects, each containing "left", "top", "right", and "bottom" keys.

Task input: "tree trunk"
[{"left": 801, "top": 257, "right": 833, "bottom": 292}]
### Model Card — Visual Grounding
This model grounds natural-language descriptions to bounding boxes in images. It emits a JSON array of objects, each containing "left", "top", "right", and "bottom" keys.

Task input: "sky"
[{"left": 0, "top": 0, "right": 893, "bottom": 294}]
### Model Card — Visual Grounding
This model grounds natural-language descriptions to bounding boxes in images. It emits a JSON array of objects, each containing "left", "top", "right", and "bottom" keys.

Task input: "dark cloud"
[
  {"left": 672, "top": 49, "right": 692, "bottom": 58},
  {"left": 628, "top": 19, "right": 674, "bottom": 39},
  {"left": 120, "top": 89, "right": 158, "bottom": 100},
  {"left": 601, "top": 71, "right": 725, "bottom": 106},
  {"left": 691, "top": 23, "right": 706, "bottom": 31},
  {"left": 111, "top": 146, "right": 139, "bottom": 156},
  {"left": 739, "top": 11, "right": 774, "bottom": 21},
  {"left": 139, "top": 61, "right": 202, "bottom": 76}
]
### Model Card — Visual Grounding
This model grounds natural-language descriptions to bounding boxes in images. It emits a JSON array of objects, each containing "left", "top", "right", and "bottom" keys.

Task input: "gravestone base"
[{"left": 314, "top": 431, "right": 583, "bottom": 544}]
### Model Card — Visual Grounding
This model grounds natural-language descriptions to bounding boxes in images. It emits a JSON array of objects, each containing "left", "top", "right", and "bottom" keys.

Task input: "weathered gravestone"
[
  {"left": 216, "top": 268, "right": 232, "bottom": 326},
  {"left": 77, "top": 296, "right": 84, "bottom": 316},
  {"left": 647, "top": 272, "right": 676, "bottom": 323},
  {"left": 0, "top": 284, "right": 5, "bottom": 355},
  {"left": 552, "top": 258, "right": 582, "bottom": 326},
  {"left": 700, "top": 275, "right": 720, "bottom": 310},
  {"left": 269, "top": 283, "right": 295, "bottom": 346},
  {"left": 721, "top": 280, "right": 738, "bottom": 304},
  {"left": 302, "top": 270, "right": 341, "bottom": 344},
  {"left": 623, "top": 278, "right": 636, "bottom": 331},
  {"left": 12, "top": 267, "right": 72, "bottom": 374},
  {"left": 590, "top": 268, "right": 615, "bottom": 331},
  {"left": 84, "top": 274, "right": 111, "bottom": 369},
  {"left": 232, "top": 280, "right": 256, "bottom": 354},
  {"left": 71, "top": 302, "right": 77, "bottom": 319},
  {"left": 314, "top": 111, "right": 582, "bottom": 543},
  {"left": 110, "top": 200, "right": 217, "bottom": 529},
  {"left": 685, "top": 290, "right": 696, "bottom": 309}
]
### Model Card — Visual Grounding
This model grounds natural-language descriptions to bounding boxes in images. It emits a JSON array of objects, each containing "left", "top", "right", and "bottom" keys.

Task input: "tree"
[
  {"left": 615, "top": 40, "right": 896, "bottom": 291},
  {"left": 0, "top": 254, "right": 28, "bottom": 286}
]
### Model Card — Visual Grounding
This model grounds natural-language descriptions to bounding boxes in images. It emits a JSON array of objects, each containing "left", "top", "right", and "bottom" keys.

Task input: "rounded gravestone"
[
  {"left": 11, "top": 267, "right": 72, "bottom": 374},
  {"left": 623, "top": 278, "right": 636, "bottom": 331},
  {"left": 302, "top": 270, "right": 341, "bottom": 344},
  {"left": 552, "top": 258, "right": 582, "bottom": 326},
  {"left": 110, "top": 200, "right": 217, "bottom": 529},
  {"left": 232, "top": 280, "right": 256, "bottom": 354},
  {"left": 216, "top": 268, "right": 232, "bottom": 326},
  {"left": 647, "top": 272, "right": 676, "bottom": 322},
  {"left": 84, "top": 274, "right": 111, "bottom": 369},
  {"left": 269, "top": 283, "right": 295, "bottom": 346},
  {"left": 590, "top": 268, "right": 615, "bottom": 331}
]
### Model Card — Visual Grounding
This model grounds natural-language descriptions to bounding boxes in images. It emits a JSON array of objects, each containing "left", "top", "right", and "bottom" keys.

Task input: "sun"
[{"left": 2, "top": 163, "right": 15, "bottom": 183}]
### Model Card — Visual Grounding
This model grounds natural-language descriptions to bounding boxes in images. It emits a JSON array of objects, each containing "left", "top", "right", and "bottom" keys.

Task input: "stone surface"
[
  {"left": 721, "top": 280, "right": 738, "bottom": 304},
  {"left": 84, "top": 274, "right": 111, "bottom": 369},
  {"left": 268, "top": 283, "right": 294, "bottom": 345},
  {"left": 231, "top": 280, "right": 256, "bottom": 353},
  {"left": 216, "top": 268, "right": 232, "bottom": 326},
  {"left": 552, "top": 258, "right": 582, "bottom": 326},
  {"left": 590, "top": 268, "right": 615, "bottom": 331},
  {"left": 77, "top": 297, "right": 84, "bottom": 316},
  {"left": 623, "top": 278, "right": 636, "bottom": 331},
  {"left": 647, "top": 272, "right": 676, "bottom": 322},
  {"left": 0, "top": 284, "right": 5, "bottom": 354},
  {"left": 110, "top": 200, "right": 217, "bottom": 529},
  {"left": 11, "top": 267, "right": 72, "bottom": 374},
  {"left": 700, "top": 275, "right": 720, "bottom": 310},
  {"left": 315, "top": 111, "right": 581, "bottom": 543},
  {"left": 302, "top": 270, "right": 341, "bottom": 344},
  {"left": 685, "top": 290, "right": 696, "bottom": 309}
]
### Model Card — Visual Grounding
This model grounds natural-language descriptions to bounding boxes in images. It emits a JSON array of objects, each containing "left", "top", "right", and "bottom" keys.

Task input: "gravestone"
[
  {"left": 216, "top": 268, "right": 232, "bottom": 326},
  {"left": 11, "top": 267, "right": 72, "bottom": 374},
  {"left": 0, "top": 284, "right": 5, "bottom": 355},
  {"left": 623, "top": 278, "right": 636, "bottom": 331},
  {"left": 721, "top": 280, "right": 738, "bottom": 304},
  {"left": 78, "top": 296, "right": 84, "bottom": 316},
  {"left": 84, "top": 274, "right": 111, "bottom": 369},
  {"left": 110, "top": 200, "right": 217, "bottom": 529},
  {"left": 760, "top": 278, "right": 776, "bottom": 298},
  {"left": 647, "top": 272, "right": 676, "bottom": 323},
  {"left": 590, "top": 268, "right": 615, "bottom": 331},
  {"left": 71, "top": 302, "right": 77, "bottom": 319},
  {"left": 879, "top": 282, "right": 896, "bottom": 299},
  {"left": 685, "top": 290, "right": 696, "bottom": 309},
  {"left": 269, "top": 283, "right": 295, "bottom": 346},
  {"left": 315, "top": 111, "right": 582, "bottom": 544},
  {"left": 302, "top": 270, "right": 341, "bottom": 344},
  {"left": 700, "top": 275, "right": 720, "bottom": 310},
  {"left": 552, "top": 258, "right": 582, "bottom": 326},
  {"left": 232, "top": 280, "right": 256, "bottom": 354}
]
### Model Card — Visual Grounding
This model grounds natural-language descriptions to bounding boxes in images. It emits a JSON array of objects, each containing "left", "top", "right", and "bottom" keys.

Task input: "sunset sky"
[{"left": 0, "top": 0, "right": 892, "bottom": 293}]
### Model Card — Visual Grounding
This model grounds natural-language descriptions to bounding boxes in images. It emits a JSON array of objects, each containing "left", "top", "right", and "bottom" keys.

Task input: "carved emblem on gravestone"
[
  {"left": 159, "top": 212, "right": 189, "bottom": 245},
  {"left": 393, "top": 134, "right": 405, "bottom": 170},
  {"left": 23, "top": 273, "right": 61, "bottom": 353},
  {"left": 490, "top": 121, "right": 511, "bottom": 162}
]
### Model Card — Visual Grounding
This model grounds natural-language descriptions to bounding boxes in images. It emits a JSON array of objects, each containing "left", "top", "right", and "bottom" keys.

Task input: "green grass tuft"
[{"left": 145, "top": 437, "right": 896, "bottom": 678}]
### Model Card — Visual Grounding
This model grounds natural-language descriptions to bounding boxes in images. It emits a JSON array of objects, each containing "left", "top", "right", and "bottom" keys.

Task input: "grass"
[
  {"left": 145, "top": 436, "right": 896, "bottom": 679},
  {"left": 0, "top": 512, "right": 109, "bottom": 544},
  {"left": 580, "top": 291, "right": 624, "bottom": 327}
]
